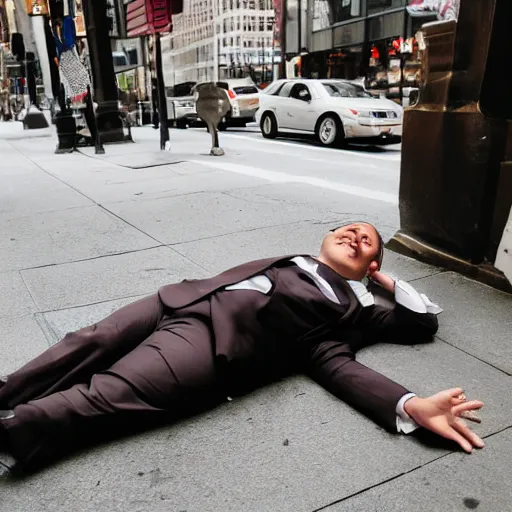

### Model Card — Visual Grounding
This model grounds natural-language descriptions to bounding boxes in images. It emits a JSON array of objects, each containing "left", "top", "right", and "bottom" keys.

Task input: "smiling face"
[{"left": 317, "top": 223, "right": 382, "bottom": 281}]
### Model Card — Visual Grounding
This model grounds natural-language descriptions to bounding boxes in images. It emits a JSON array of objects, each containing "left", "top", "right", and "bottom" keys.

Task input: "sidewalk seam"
[
  {"left": 435, "top": 335, "right": 512, "bottom": 377},
  {"left": 18, "top": 270, "right": 40, "bottom": 312},
  {"left": 309, "top": 426, "right": 512, "bottom": 512},
  {"left": 310, "top": 451, "right": 454, "bottom": 512},
  {"left": 14, "top": 245, "right": 164, "bottom": 273},
  {"left": 36, "top": 292, "right": 148, "bottom": 316}
]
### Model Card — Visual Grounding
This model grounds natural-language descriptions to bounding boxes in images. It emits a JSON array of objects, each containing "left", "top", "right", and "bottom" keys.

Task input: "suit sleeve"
[
  {"left": 304, "top": 340, "right": 411, "bottom": 432},
  {"left": 362, "top": 280, "right": 441, "bottom": 345}
]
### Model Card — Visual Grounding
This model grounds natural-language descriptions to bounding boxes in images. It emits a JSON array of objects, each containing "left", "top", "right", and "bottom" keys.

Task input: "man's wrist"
[{"left": 403, "top": 396, "right": 422, "bottom": 419}]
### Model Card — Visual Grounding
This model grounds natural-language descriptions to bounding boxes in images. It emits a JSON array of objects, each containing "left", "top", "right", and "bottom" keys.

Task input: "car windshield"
[
  {"left": 322, "top": 82, "right": 373, "bottom": 98},
  {"left": 167, "top": 82, "right": 196, "bottom": 97}
]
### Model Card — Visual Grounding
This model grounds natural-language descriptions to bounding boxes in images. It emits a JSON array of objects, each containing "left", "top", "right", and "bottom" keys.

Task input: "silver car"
[
  {"left": 166, "top": 82, "right": 199, "bottom": 129},
  {"left": 256, "top": 78, "right": 403, "bottom": 146}
]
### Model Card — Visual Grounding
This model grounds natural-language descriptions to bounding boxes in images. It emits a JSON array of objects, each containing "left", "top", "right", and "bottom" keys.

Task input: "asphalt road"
[{"left": 163, "top": 124, "right": 403, "bottom": 241}]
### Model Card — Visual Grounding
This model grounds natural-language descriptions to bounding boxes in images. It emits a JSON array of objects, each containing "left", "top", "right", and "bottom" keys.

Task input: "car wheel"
[
  {"left": 260, "top": 112, "right": 278, "bottom": 139},
  {"left": 316, "top": 114, "right": 344, "bottom": 147},
  {"left": 176, "top": 119, "right": 188, "bottom": 129}
]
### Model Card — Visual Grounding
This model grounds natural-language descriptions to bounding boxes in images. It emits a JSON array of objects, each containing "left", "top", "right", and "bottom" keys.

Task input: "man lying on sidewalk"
[{"left": 0, "top": 222, "right": 484, "bottom": 472}]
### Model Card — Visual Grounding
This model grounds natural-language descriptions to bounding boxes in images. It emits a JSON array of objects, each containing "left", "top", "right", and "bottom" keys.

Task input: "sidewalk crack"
[
  {"left": 17, "top": 245, "right": 164, "bottom": 273},
  {"left": 434, "top": 336, "right": 512, "bottom": 377},
  {"left": 310, "top": 451, "right": 453, "bottom": 512}
]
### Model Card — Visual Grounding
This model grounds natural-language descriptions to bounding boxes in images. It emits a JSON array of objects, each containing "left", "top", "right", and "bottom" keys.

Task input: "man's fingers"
[
  {"left": 453, "top": 400, "right": 484, "bottom": 414},
  {"left": 451, "top": 394, "right": 466, "bottom": 405},
  {"left": 443, "top": 426, "right": 474, "bottom": 453},
  {"left": 453, "top": 418, "right": 485, "bottom": 449},
  {"left": 441, "top": 388, "right": 464, "bottom": 405}
]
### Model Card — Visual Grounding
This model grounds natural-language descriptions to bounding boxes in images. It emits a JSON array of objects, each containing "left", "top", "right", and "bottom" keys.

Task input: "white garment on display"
[{"left": 32, "top": 16, "right": 54, "bottom": 101}]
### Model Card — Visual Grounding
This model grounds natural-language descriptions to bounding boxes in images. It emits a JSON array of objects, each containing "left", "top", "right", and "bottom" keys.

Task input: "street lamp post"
[
  {"left": 212, "top": 0, "right": 219, "bottom": 81},
  {"left": 153, "top": 33, "right": 170, "bottom": 150},
  {"left": 81, "top": 0, "right": 125, "bottom": 143}
]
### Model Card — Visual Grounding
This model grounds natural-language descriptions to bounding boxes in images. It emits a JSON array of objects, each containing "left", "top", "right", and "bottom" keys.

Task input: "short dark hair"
[{"left": 330, "top": 222, "right": 384, "bottom": 268}]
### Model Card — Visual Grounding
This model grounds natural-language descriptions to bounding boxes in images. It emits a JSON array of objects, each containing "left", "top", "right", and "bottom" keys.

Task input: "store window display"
[
  {"left": 325, "top": 47, "right": 363, "bottom": 80},
  {"left": 365, "top": 35, "right": 420, "bottom": 103}
]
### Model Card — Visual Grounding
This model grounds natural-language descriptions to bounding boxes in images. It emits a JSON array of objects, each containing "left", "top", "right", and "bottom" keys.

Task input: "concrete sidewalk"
[{"left": 0, "top": 129, "right": 511, "bottom": 512}]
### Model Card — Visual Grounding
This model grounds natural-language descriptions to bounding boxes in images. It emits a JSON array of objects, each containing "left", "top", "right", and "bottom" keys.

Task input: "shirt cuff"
[
  {"left": 395, "top": 280, "right": 443, "bottom": 315},
  {"left": 396, "top": 392, "right": 420, "bottom": 434}
]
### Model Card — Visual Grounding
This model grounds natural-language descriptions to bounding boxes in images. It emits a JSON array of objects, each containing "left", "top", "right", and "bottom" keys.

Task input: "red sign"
[
  {"left": 126, "top": 0, "right": 172, "bottom": 37},
  {"left": 272, "top": 0, "right": 283, "bottom": 47}
]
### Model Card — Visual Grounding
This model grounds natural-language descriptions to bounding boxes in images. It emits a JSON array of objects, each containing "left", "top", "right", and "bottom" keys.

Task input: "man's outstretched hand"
[{"left": 404, "top": 388, "right": 485, "bottom": 453}]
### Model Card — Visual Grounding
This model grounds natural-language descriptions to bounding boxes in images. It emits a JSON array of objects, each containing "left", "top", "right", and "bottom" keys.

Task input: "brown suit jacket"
[
  {"left": 158, "top": 255, "right": 295, "bottom": 309},
  {"left": 158, "top": 256, "right": 438, "bottom": 432}
]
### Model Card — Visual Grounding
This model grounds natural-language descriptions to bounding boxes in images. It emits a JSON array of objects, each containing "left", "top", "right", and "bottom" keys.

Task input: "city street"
[{"left": 0, "top": 123, "right": 511, "bottom": 512}]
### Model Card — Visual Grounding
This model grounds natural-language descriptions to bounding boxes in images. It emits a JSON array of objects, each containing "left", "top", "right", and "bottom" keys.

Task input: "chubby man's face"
[{"left": 317, "top": 223, "right": 381, "bottom": 281}]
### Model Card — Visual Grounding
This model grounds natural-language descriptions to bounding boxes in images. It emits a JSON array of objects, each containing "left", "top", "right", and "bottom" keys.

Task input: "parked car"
[
  {"left": 166, "top": 82, "right": 199, "bottom": 129},
  {"left": 255, "top": 79, "right": 403, "bottom": 146},
  {"left": 216, "top": 78, "right": 260, "bottom": 130}
]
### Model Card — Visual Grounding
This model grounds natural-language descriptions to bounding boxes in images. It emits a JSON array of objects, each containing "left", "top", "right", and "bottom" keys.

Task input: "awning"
[{"left": 126, "top": 0, "right": 172, "bottom": 37}]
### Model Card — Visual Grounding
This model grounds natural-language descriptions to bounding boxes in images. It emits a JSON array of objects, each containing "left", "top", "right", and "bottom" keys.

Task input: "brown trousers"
[{"left": 0, "top": 295, "right": 220, "bottom": 469}]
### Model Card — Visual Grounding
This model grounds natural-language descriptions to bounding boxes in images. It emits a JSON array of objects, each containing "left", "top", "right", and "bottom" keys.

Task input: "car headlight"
[{"left": 349, "top": 109, "right": 372, "bottom": 118}]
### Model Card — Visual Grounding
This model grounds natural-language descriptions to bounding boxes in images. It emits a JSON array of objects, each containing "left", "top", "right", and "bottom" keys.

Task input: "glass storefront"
[
  {"left": 331, "top": 0, "right": 364, "bottom": 24},
  {"left": 304, "top": 3, "right": 437, "bottom": 104},
  {"left": 367, "top": 0, "right": 406, "bottom": 16},
  {"left": 365, "top": 35, "right": 420, "bottom": 101}
]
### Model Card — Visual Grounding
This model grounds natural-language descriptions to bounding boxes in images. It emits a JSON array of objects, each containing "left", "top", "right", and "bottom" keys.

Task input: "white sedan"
[{"left": 255, "top": 79, "right": 403, "bottom": 147}]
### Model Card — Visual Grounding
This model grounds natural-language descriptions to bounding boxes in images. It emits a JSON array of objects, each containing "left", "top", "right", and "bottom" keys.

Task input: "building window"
[
  {"left": 367, "top": 0, "right": 406, "bottom": 16},
  {"left": 332, "top": 0, "right": 362, "bottom": 24}
]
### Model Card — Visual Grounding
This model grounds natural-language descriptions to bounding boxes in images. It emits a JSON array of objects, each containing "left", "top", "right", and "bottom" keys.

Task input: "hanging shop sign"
[
  {"left": 25, "top": 0, "right": 48, "bottom": 16},
  {"left": 126, "top": 0, "right": 172, "bottom": 37},
  {"left": 273, "top": 0, "right": 283, "bottom": 48}
]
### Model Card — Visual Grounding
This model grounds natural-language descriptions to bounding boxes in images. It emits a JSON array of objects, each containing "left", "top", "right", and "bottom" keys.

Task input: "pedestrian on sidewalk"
[{"left": 0, "top": 222, "right": 484, "bottom": 472}]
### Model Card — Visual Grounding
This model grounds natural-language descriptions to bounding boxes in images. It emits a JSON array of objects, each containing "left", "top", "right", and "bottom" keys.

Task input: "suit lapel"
[{"left": 159, "top": 254, "right": 308, "bottom": 309}]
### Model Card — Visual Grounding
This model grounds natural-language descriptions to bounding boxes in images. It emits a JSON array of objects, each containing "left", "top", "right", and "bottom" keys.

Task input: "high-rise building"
[{"left": 161, "top": 0, "right": 279, "bottom": 87}]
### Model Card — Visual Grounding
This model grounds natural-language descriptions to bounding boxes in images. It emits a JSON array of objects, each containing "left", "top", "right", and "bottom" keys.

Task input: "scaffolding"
[{"left": 161, "top": 0, "right": 277, "bottom": 86}]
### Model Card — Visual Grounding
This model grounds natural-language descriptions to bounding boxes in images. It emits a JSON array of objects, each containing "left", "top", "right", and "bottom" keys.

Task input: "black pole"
[
  {"left": 278, "top": 0, "right": 286, "bottom": 78},
  {"left": 297, "top": 0, "right": 301, "bottom": 57},
  {"left": 26, "top": 52, "right": 37, "bottom": 106},
  {"left": 154, "top": 33, "right": 169, "bottom": 150},
  {"left": 81, "top": 0, "right": 125, "bottom": 143}
]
